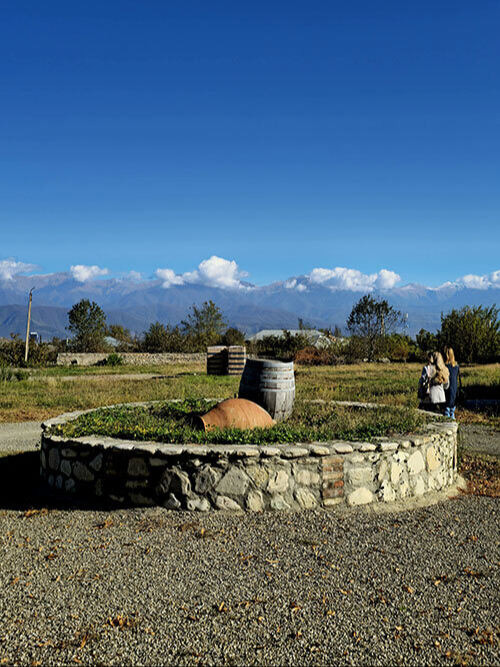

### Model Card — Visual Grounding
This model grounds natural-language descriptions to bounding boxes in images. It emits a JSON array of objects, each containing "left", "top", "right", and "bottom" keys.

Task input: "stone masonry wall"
[
  {"left": 40, "top": 403, "right": 458, "bottom": 511},
  {"left": 56, "top": 352, "right": 206, "bottom": 366}
]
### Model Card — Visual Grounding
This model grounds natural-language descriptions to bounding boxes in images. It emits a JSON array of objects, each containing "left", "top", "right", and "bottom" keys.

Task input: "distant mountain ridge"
[{"left": 0, "top": 273, "right": 498, "bottom": 340}]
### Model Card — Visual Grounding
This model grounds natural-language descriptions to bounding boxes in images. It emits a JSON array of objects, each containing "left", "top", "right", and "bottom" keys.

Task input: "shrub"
[
  {"left": 0, "top": 338, "right": 57, "bottom": 367},
  {"left": 248, "top": 330, "right": 311, "bottom": 361},
  {"left": 342, "top": 336, "right": 369, "bottom": 363},
  {"left": 105, "top": 353, "right": 124, "bottom": 366},
  {"left": 384, "top": 334, "right": 417, "bottom": 362},
  {"left": 294, "top": 346, "right": 340, "bottom": 366},
  {"left": 0, "top": 366, "right": 28, "bottom": 382}
]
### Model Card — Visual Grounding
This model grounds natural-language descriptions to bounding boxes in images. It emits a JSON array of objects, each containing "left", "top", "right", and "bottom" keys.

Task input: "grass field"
[{"left": 0, "top": 361, "right": 499, "bottom": 426}]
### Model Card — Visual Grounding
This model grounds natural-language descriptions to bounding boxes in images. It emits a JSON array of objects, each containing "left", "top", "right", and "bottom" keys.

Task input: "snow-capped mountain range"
[{"left": 0, "top": 258, "right": 498, "bottom": 339}]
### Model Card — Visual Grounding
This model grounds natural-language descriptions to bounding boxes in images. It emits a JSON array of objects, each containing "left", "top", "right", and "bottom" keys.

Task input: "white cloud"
[
  {"left": 187, "top": 256, "right": 248, "bottom": 289},
  {"left": 308, "top": 268, "right": 339, "bottom": 284},
  {"left": 127, "top": 270, "right": 143, "bottom": 281},
  {"left": 155, "top": 268, "right": 185, "bottom": 288},
  {"left": 283, "top": 278, "right": 307, "bottom": 292},
  {"left": 454, "top": 270, "right": 500, "bottom": 290},
  {"left": 156, "top": 255, "right": 248, "bottom": 290},
  {"left": 459, "top": 274, "right": 490, "bottom": 290},
  {"left": 0, "top": 259, "right": 37, "bottom": 281},
  {"left": 374, "top": 269, "right": 401, "bottom": 290},
  {"left": 70, "top": 264, "right": 109, "bottom": 283},
  {"left": 307, "top": 266, "right": 401, "bottom": 291}
]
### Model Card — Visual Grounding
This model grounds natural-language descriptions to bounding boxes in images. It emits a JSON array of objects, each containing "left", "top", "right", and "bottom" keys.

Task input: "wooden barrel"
[
  {"left": 207, "top": 346, "right": 228, "bottom": 375},
  {"left": 238, "top": 358, "right": 295, "bottom": 421},
  {"left": 227, "top": 346, "right": 246, "bottom": 375}
]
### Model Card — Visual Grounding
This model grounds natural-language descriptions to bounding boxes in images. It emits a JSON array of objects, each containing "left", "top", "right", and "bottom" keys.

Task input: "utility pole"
[{"left": 24, "top": 288, "right": 35, "bottom": 363}]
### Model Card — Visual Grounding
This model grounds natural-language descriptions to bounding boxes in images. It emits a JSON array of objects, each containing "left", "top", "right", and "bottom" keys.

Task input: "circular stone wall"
[{"left": 40, "top": 402, "right": 458, "bottom": 511}]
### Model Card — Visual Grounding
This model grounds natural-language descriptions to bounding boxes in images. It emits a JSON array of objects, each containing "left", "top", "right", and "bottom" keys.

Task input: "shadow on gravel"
[{"left": 0, "top": 451, "right": 118, "bottom": 512}]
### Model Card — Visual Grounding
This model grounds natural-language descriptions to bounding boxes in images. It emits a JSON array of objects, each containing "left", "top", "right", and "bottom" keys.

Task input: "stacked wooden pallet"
[{"left": 206, "top": 345, "right": 246, "bottom": 376}]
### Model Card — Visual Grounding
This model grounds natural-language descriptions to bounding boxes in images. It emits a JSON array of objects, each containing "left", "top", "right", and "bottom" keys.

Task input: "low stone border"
[
  {"left": 40, "top": 401, "right": 458, "bottom": 511},
  {"left": 56, "top": 352, "right": 206, "bottom": 366}
]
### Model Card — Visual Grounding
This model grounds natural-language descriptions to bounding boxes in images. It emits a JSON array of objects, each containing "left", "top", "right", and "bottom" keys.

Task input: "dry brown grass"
[{"left": 0, "top": 361, "right": 498, "bottom": 424}]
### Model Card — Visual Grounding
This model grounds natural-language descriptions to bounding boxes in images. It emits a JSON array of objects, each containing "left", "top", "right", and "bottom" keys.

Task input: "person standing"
[
  {"left": 428, "top": 351, "right": 450, "bottom": 412},
  {"left": 418, "top": 351, "right": 434, "bottom": 406},
  {"left": 443, "top": 346, "right": 460, "bottom": 419}
]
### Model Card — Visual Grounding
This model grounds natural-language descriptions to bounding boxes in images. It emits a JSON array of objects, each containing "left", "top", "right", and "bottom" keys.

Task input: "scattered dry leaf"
[
  {"left": 107, "top": 614, "right": 137, "bottom": 629},
  {"left": 23, "top": 508, "right": 48, "bottom": 519}
]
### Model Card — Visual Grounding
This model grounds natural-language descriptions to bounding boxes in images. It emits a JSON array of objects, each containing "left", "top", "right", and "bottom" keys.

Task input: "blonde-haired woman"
[
  {"left": 419, "top": 351, "right": 449, "bottom": 412},
  {"left": 429, "top": 352, "right": 449, "bottom": 411},
  {"left": 418, "top": 352, "right": 449, "bottom": 412},
  {"left": 443, "top": 346, "right": 460, "bottom": 419}
]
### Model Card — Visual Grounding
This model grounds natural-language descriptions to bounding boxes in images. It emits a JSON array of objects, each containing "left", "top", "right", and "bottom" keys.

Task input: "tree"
[
  {"left": 346, "top": 295, "right": 403, "bottom": 361},
  {"left": 221, "top": 327, "right": 246, "bottom": 346},
  {"left": 107, "top": 324, "right": 132, "bottom": 345},
  {"left": 67, "top": 299, "right": 107, "bottom": 352},
  {"left": 439, "top": 305, "right": 499, "bottom": 363},
  {"left": 142, "top": 322, "right": 185, "bottom": 352},
  {"left": 416, "top": 328, "right": 439, "bottom": 356},
  {"left": 181, "top": 301, "right": 227, "bottom": 349}
]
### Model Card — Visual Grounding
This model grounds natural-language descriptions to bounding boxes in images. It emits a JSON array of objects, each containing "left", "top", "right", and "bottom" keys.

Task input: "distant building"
[
  {"left": 247, "top": 329, "right": 334, "bottom": 349},
  {"left": 104, "top": 336, "right": 120, "bottom": 348}
]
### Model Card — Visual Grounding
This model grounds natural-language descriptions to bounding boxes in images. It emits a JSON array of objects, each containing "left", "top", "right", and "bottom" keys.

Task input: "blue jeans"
[{"left": 444, "top": 406, "right": 456, "bottom": 419}]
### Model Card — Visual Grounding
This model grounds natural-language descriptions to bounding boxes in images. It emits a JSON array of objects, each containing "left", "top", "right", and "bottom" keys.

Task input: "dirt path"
[
  {"left": 28, "top": 373, "right": 165, "bottom": 382},
  {"left": 0, "top": 421, "right": 41, "bottom": 453},
  {"left": 459, "top": 424, "right": 500, "bottom": 459}
]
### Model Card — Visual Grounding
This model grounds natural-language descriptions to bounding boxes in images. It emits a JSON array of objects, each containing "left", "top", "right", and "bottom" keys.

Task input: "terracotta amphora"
[{"left": 197, "top": 398, "right": 275, "bottom": 432}]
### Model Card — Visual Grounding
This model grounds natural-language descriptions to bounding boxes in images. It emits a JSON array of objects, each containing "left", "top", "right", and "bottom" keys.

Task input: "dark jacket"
[{"left": 445, "top": 364, "right": 460, "bottom": 407}]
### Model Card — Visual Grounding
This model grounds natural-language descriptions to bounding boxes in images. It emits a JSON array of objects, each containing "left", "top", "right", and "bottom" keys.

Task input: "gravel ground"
[
  {"left": 459, "top": 424, "right": 500, "bottom": 459},
  {"left": 0, "top": 422, "right": 41, "bottom": 452},
  {"left": 0, "top": 423, "right": 498, "bottom": 666},
  {"left": 0, "top": 462, "right": 498, "bottom": 666}
]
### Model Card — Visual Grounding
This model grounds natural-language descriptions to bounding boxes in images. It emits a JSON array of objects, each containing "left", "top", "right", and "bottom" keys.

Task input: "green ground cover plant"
[{"left": 50, "top": 398, "right": 428, "bottom": 445}]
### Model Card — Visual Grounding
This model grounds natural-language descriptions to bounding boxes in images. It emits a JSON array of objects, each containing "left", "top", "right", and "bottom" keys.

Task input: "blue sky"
[{"left": 1, "top": 0, "right": 498, "bottom": 288}]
